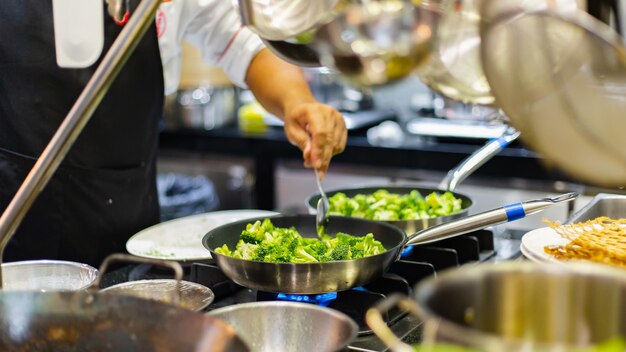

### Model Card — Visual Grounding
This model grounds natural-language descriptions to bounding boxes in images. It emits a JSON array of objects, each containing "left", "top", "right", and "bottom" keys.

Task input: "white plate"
[
  {"left": 126, "top": 209, "right": 278, "bottom": 261},
  {"left": 520, "top": 226, "right": 570, "bottom": 263}
]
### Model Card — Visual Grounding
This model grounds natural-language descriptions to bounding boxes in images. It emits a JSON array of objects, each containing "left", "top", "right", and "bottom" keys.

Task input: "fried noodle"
[{"left": 544, "top": 216, "right": 626, "bottom": 267}]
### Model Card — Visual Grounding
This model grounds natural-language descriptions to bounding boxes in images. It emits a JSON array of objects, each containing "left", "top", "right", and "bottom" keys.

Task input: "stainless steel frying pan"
[
  {"left": 203, "top": 193, "right": 577, "bottom": 294},
  {"left": 306, "top": 127, "right": 520, "bottom": 234}
]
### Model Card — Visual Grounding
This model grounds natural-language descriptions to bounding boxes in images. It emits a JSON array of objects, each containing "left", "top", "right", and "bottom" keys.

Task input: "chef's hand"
[
  {"left": 245, "top": 48, "right": 347, "bottom": 178},
  {"left": 282, "top": 102, "right": 347, "bottom": 179}
]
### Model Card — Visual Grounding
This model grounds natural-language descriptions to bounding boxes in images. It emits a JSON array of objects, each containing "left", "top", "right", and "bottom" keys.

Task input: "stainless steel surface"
[
  {"left": 314, "top": 168, "right": 330, "bottom": 237},
  {"left": 481, "top": 8, "right": 626, "bottom": 186},
  {"left": 1, "top": 260, "right": 97, "bottom": 291},
  {"left": 203, "top": 196, "right": 570, "bottom": 293},
  {"left": 411, "top": 261, "right": 626, "bottom": 351},
  {"left": 566, "top": 192, "right": 626, "bottom": 223},
  {"left": 314, "top": 0, "right": 444, "bottom": 86},
  {"left": 237, "top": 0, "right": 338, "bottom": 41},
  {"left": 0, "top": 0, "right": 164, "bottom": 286},
  {"left": 101, "top": 279, "right": 214, "bottom": 311},
  {"left": 438, "top": 126, "right": 520, "bottom": 191},
  {"left": 406, "top": 192, "right": 578, "bottom": 245},
  {"left": 207, "top": 301, "right": 358, "bottom": 352},
  {"left": 0, "top": 290, "right": 249, "bottom": 351},
  {"left": 306, "top": 186, "right": 472, "bottom": 235}
]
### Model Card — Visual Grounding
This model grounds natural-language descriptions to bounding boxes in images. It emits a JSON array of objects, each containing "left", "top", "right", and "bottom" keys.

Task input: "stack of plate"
[{"left": 520, "top": 227, "right": 569, "bottom": 264}]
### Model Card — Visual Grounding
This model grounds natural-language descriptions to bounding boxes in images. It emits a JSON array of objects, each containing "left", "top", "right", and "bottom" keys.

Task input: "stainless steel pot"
[
  {"left": 207, "top": 301, "right": 358, "bottom": 352},
  {"left": 367, "top": 261, "right": 626, "bottom": 351},
  {"left": 1, "top": 260, "right": 98, "bottom": 291}
]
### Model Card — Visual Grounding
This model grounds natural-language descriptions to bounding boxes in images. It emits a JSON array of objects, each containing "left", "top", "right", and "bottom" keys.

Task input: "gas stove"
[
  {"left": 186, "top": 228, "right": 521, "bottom": 352},
  {"left": 104, "top": 228, "right": 522, "bottom": 352}
]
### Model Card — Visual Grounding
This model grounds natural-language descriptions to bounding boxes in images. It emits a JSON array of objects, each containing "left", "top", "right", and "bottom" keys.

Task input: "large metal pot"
[
  {"left": 207, "top": 301, "right": 358, "bottom": 352},
  {"left": 367, "top": 261, "right": 626, "bottom": 351},
  {"left": 1, "top": 260, "right": 98, "bottom": 291}
]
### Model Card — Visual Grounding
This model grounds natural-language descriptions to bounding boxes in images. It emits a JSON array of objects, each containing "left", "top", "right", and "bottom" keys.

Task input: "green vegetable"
[
  {"left": 214, "top": 218, "right": 386, "bottom": 263},
  {"left": 328, "top": 190, "right": 463, "bottom": 221}
]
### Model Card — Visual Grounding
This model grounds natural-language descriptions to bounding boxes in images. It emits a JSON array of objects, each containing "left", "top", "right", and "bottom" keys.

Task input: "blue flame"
[
  {"left": 400, "top": 245, "right": 415, "bottom": 258},
  {"left": 276, "top": 292, "right": 338, "bottom": 306}
]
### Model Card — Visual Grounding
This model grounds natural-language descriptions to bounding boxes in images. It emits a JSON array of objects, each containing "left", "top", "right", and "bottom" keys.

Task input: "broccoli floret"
[
  {"left": 232, "top": 241, "right": 258, "bottom": 260},
  {"left": 329, "top": 242, "right": 351, "bottom": 261},
  {"left": 327, "top": 189, "right": 462, "bottom": 221},
  {"left": 214, "top": 244, "right": 232, "bottom": 256},
  {"left": 240, "top": 220, "right": 265, "bottom": 244},
  {"left": 217, "top": 219, "right": 386, "bottom": 263},
  {"left": 292, "top": 247, "right": 319, "bottom": 263}
]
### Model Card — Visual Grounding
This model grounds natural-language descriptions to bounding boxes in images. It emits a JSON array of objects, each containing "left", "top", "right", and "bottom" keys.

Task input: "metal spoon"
[{"left": 314, "top": 168, "right": 329, "bottom": 237}]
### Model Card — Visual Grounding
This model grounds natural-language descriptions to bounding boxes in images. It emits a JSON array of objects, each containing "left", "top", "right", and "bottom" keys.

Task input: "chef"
[{"left": 0, "top": 0, "right": 347, "bottom": 266}]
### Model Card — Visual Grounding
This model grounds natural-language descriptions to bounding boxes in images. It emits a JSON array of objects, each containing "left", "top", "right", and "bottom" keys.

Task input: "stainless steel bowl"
[
  {"left": 414, "top": 262, "right": 626, "bottom": 351},
  {"left": 207, "top": 301, "right": 358, "bottom": 352},
  {"left": 1, "top": 260, "right": 98, "bottom": 291},
  {"left": 314, "top": 0, "right": 445, "bottom": 87},
  {"left": 101, "top": 279, "right": 215, "bottom": 311}
]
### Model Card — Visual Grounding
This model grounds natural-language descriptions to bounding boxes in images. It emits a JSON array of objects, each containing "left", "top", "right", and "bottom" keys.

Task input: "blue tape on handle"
[
  {"left": 487, "top": 136, "right": 511, "bottom": 149},
  {"left": 504, "top": 203, "right": 526, "bottom": 222}
]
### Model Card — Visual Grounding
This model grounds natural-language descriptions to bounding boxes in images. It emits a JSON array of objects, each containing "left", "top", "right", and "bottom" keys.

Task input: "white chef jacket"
[{"left": 156, "top": 0, "right": 265, "bottom": 95}]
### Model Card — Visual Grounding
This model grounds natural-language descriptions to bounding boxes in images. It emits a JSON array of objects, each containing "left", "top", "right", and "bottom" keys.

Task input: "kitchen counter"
[{"left": 158, "top": 124, "right": 571, "bottom": 210}]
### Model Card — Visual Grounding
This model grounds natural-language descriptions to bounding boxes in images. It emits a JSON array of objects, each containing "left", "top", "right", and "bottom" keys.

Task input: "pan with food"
[
  {"left": 306, "top": 127, "right": 520, "bottom": 234},
  {"left": 203, "top": 193, "right": 577, "bottom": 294}
]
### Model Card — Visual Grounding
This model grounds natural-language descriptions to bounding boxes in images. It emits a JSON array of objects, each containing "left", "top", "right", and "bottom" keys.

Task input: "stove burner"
[
  {"left": 257, "top": 291, "right": 338, "bottom": 306},
  {"left": 182, "top": 229, "right": 505, "bottom": 351}
]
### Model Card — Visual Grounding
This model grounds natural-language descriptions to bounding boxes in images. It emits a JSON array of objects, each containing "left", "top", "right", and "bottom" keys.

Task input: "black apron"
[{"left": 0, "top": 0, "right": 164, "bottom": 266}]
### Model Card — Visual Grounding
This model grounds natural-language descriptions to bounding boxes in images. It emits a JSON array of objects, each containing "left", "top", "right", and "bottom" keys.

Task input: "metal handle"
[
  {"left": 0, "top": 0, "right": 163, "bottom": 287},
  {"left": 93, "top": 253, "right": 184, "bottom": 305},
  {"left": 365, "top": 294, "right": 421, "bottom": 352},
  {"left": 438, "top": 126, "right": 520, "bottom": 192},
  {"left": 405, "top": 192, "right": 578, "bottom": 246}
]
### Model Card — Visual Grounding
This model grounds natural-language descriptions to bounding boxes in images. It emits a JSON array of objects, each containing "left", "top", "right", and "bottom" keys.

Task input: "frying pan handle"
[
  {"left": 405, "top": 192, "right": 578, "bottom": 246},
  {"left": 366, "top": 294, "right": 421, "bottom": 352},
  {"left": 92, "top": 253, "right": 184, "bottom": 305},
  {"left": 438, "top": 125, "right": 520, "bottom": 192}
]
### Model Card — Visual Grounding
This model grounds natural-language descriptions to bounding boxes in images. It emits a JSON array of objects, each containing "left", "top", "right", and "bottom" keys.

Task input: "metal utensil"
[
  {"left": 367, "top": 261, "right": 626, "bottom": 351},
  {"left": 207, "top": 301, "right": 358, "bottom": 352},
  {"left": 203, "top": 193, "right": 577, "bottom": 293},
  {"left": 314, "top": 168, "right": 329, "bottom": 237}
]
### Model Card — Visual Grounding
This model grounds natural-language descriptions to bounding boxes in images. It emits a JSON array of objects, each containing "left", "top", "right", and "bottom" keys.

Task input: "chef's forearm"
[{"left": 245, "top": 48, "right": 316, "bottom": 119}]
